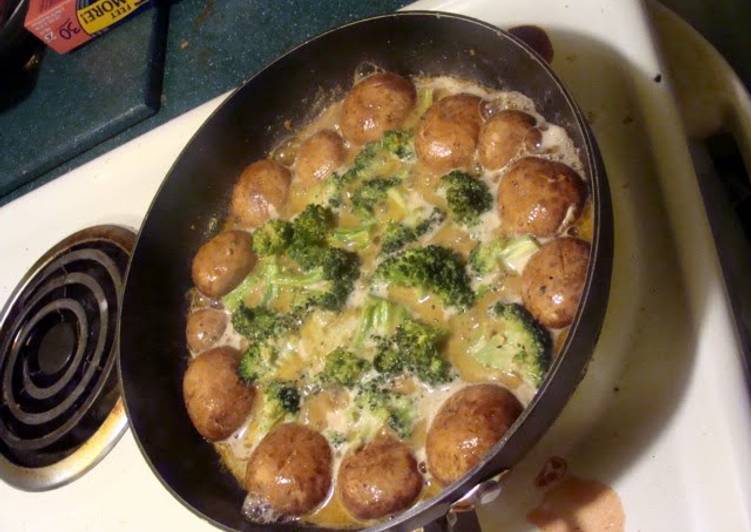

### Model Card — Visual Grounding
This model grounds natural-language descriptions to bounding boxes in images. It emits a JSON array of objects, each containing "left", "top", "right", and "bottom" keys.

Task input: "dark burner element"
[{"left": 0, "top": 226, "right": 134, "bottom": 489}]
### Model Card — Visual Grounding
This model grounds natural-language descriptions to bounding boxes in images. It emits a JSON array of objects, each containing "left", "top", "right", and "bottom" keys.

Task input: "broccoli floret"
[
  {"left": 224, "top": 255, "right": 348, "bottom": 315},
  {"left": 381, "top": 208, "right": 446, "bottom": 255},
  {"left": 252, "top": 219, "right": 293, "bottom": 256},
  {"left": 351, "top": 177, "right": 401, "bottom": 215},
  {"left": 254, "top": 380, "right": 301, "bottom": 435},
  {"left": 328, "top": 222, "right": 374, "bottom": 250},
  {"left": 237, "top": 343, "right": 277, "bottom": 384},
  {"left": 232, "top": 304, "right": 301, "bottom": 343},
  {"left": 352, "top": 380, "right": 417, "bottom": 439},
  {"left": 441, "top": 171, "right": 493, "bottom": 226},
  {"left": 469, "top": 236, "right": 541, "bottom": 275},
  {"left": 331, "top": 130, "right": 415, "bottom": 196},
  {"left": 282, "top": 244, "right": 359, "bottom": 311},
  {"left": 381, "top": 130, "right": 415, "bottom": 160},
  {"left": 469, "top": 239, "right": 506, "bottom": 275},
  {"left": 375, "top": 245, "right": 475, "bottom": 308},
  {"left": 355, "top": 296, "right": 409, "bottom": 347},
  {"left": 372, "top": 336, "right": 406, "bottom": 375},
  {"left": 291, "top": 204, "right": 336, "bottom": 244},
  {"left": 265, "top": 380, "right": 301, "bottom": 414},
  {"left": 374, "top": 318, "right": 452, "bottom": 385},
  {"left": 320, "top": 348, "right": 370, "bottom": 387},
  {"left": 277, "top": 205, "right": 360, "bottom": 311},
  {"left": 470, "top": 303, "right": 552, "bottom": 386},
  {"left": 312, "top": 247, "right": 360, "bottom": 311}
]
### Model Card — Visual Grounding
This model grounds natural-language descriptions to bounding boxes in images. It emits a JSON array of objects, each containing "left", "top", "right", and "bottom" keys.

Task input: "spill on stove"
[{"left": 527, "top": 456, "right": 626, "bottom": 532}]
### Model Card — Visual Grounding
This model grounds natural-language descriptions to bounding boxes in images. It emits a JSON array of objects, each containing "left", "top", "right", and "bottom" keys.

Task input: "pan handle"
[
  {"left": 422, "top": 510, "right": 483, "bottom": 532},
  {"left": 421, "top": 469, "right": 510, "bottom": 532}
]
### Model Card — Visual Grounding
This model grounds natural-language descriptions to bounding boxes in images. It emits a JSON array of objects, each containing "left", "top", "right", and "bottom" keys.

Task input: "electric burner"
[{"left": 0, "top": 225, "right": 134, "bottom": 491}]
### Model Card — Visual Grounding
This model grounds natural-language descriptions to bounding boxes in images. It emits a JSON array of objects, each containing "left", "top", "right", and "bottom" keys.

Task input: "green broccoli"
[
  {"left": 255, "top": 380, "right": 301, "bottom": 435},
  {"left": 354, "top": 296, "right": 409, "bottom": 347},
  {"left": 328, "top": 222, "right": 375, "bottom": 250},
  {"left": 222, "top": 257, "right": 286, "bottom": 313},
  {"left": 470, "top": 302, "right": 552, "bottom": 386},
  {"left": 265, "top": 380, "right": 301, "bottom": 414},
  {"left": 237, "top": 343, "right": 277, "bottom": 384},
  {"left": 469, "top": 236, "right": 541, "bottom": 275},
  {"left": 381, "top": 130, "right": 415, "bottom": 160},
  {"left": 373, "top": 318, "right": 452, "bottom": 385},
  {"left": 352, "top": 379, "right": 417, "bottom": 439},
  {"left": 232, "top": 305, "right": 301, "bottom": 343},
  {"left": 251, "top": 219, "right": 293, "bottom": 256},
  {"left": 311, "top": 247, "right": 360, "bottom": 311},
  {"left": 222, "top": 271, "right": 260, "bottom": 313},
  {"left": 319, "top": 348, "right": 370, "bottom": 387},
  {"left": 381, "top": 208, "right": 446, "bottom": 255},
  {"left": 274, "top": 204, "right": 360, "bottom": 311},
  {"left": 441, "top": 171, "right": 493, "bottom": 226},
  {"left": 291, "top": 204, "right": 335, "bottom": 245},
  {"left": 223, "top": 255, "right": 347, "bottom": 314},
  {"left": 351, "top": 177, "right": 401, "bottom": 215},
  {"left": 330, "top": 130, "right": 415, "bottom": 198},
  {"left": 375, "top": 245, "right": 475, "bottom": 308}
]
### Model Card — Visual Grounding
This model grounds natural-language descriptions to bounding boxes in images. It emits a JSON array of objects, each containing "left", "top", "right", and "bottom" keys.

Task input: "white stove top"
[{"left": 1, "top": 0, "right": 750, "bottom": 530}]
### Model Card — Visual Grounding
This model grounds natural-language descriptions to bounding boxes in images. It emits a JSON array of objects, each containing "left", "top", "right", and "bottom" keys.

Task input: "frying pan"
[{"left": 119, "top": 11, "right": 613, "bottom": 532}]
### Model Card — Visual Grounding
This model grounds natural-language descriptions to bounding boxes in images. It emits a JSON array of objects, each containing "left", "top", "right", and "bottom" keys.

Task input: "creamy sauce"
[{"left": 188, "top": 73, "right": 590, "bottom": 528}]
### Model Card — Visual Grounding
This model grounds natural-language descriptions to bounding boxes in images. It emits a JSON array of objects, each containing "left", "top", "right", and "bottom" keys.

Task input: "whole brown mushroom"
[
  {"left": 415, "top": 93, "right": 482, "bottom": 173},
  {"left": 230, "top": 159, "right": 291, "bottom": 228},
  {"left": 338, "top": 435, "right": 423, "bottom": 520},
  {"left": 478, "top": 110, "right": 540, "bottom": 170},
  {"left": 182, "top": 346, "right": 255, "bottom": 441},
  {"left": 185, "top": 308, "right": 227, "bottom": 353},
  {"left": 426, "top": 384, "right": 522, "bottom": 486},
  {"left": 522, "top": 237, "right": 591, "bottom": 328},
  {"left": 245, "top": 423, "right": 332, "bottom": 516},
  {"left": 498, "top": 156, "right": 586, "bottom": 237},
  {"left": 294, "top": 129, "right": 346, "bottom": 186},
  {"left": 191, "top": 230, "right": 256, "bottom": 298},
  {"left": 340, "top": 72, "right": 417, "bottom": 145}
]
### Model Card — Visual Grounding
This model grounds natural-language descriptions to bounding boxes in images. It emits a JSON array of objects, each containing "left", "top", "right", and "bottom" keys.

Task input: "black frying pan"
[{"left": 119, "top": 11, "right": 613, "bottom": 532}]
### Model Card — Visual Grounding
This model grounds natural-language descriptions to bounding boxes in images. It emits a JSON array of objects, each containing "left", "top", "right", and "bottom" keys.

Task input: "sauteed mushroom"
[
  {"left": 498, "top": 157, "right": 585, "bottom": 237},
  {"left": 341, "top": 72, "right": 417, "bottom": 145},
  {"left": 183, "top": 346, "right": 255, "bottom": 441},
  {"left": 522, "top": 237, "right": 591, "bottom": 328},
  {"left": 478, "top": 110, "right": 541, "bottom": 170},
  {"left": 186, "top": 308, "right": 227, "bottom": 353},
  {"left": 245, "top": 423, "right": 332, "bottom": 516},
  {"left": 416, "top": 93, "right": 482, "bottom": 172},
  {"left": 295, "top": 129, "right": 346, "bottom": 185},
  {"left": 338, "top": 435, "right": 423, "bottom": 519},
  {"left": 191, "top": 230, "right": 256, "bottom": 298},
  {"left": 426, "top": 384, "right": 522, "bottom": 485},
  {"left": 230, "top": 159, "right": 291, "bottom": 228}
]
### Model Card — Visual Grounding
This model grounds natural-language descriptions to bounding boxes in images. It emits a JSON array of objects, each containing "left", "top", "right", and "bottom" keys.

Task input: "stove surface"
[{"left": 0, "top": 0, "right": 750, "bottom": 530}]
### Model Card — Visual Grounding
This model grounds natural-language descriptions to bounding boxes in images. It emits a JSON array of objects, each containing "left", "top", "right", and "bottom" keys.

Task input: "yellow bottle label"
[{"left": 77, "top": 0, "right": 148, "bottom": 35}]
